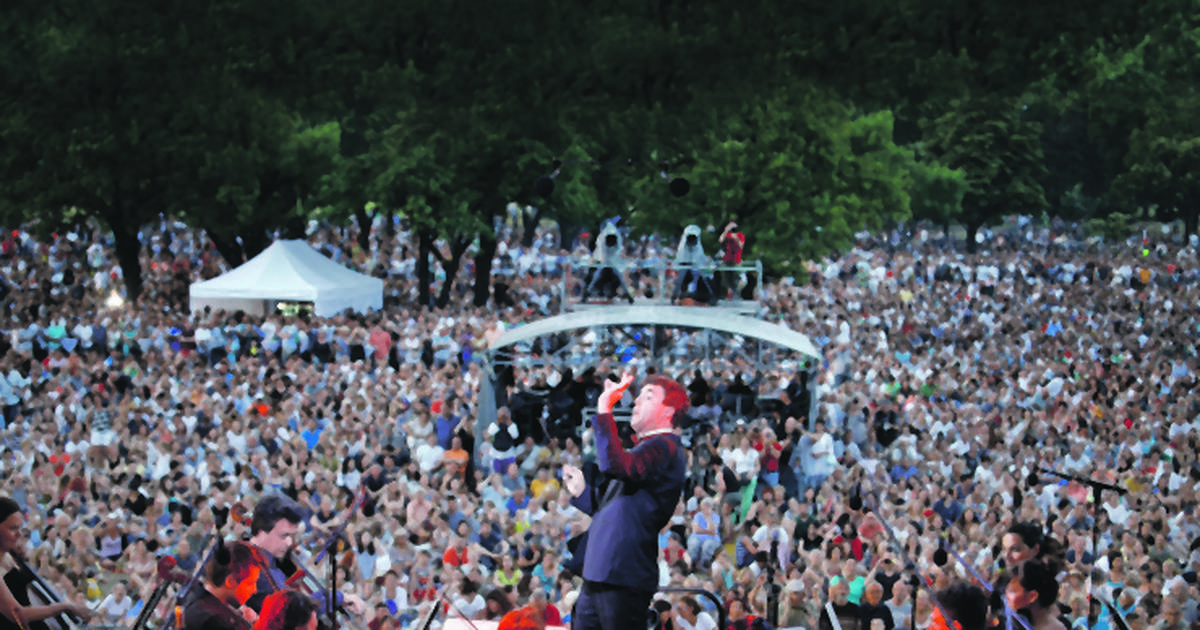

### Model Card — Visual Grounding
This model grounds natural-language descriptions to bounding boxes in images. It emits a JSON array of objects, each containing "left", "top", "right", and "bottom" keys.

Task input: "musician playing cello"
[
  {"left": 182, "top": 540, "right": 262, "bottom": 630},
  {"left": 0, "top": 497, "right": 93, "bottom": 630},
  {"left": 244, "top": 496, "right": 367, "bottom": 618}
]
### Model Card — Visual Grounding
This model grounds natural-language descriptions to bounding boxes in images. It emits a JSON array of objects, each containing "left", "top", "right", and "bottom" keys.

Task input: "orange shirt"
[{"left": 442, "top": 546, "right": 468, "bottom": 567}]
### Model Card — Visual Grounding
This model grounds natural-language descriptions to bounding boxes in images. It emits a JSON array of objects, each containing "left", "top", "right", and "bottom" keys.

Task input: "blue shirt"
[{"left": 435, "top": 415, "right": 458, "bottom": 449}]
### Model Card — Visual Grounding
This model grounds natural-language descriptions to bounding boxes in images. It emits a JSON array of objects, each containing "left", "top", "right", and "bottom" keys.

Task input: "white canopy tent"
[{"left": 189, "top": 240, "right": 383, "bottom": 317}]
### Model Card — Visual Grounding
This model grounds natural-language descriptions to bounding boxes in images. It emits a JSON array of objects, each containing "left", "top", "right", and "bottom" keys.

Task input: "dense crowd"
[{"left": 1, "top": 216, "right": 1199, "bottom": 630}]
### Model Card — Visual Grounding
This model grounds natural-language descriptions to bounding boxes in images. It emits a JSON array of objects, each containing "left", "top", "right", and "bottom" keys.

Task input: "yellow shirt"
[{"left": 530, "top": 478, "right": 561, "bottom": 499}]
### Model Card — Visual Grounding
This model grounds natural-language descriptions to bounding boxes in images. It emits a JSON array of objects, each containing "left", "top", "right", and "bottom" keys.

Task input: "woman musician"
[
  {"left": 182, "top": 540, "right": 262, "bottom": 630},
  {"left": 0, "top": 497, "right": 93, "bottom": 630},
  {"left": 252, "top": 591, "right": 319, "bottom": 630}
]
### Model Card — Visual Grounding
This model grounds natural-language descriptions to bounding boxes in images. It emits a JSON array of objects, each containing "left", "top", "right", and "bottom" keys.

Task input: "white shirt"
[
  {"left": 453, "top": 593, "right": 486, "bottom": 619},
  {"left": 414, "top": 443, "right": 445, "bottom": 473},
  {"left": 676, "top": 611, "right": 717, "bottom": 630},
  {"left": 810, "top": 433, "right": 837, "bottom": 475},
  {"left": 97, "top": 594, "right": 134, "bottom": 624},
  {"left": 729, "top": 447, "right": 759, "bottom": 477},
  {"left": 1103, "top": 500, "right": 1131, "bottom": 528}
]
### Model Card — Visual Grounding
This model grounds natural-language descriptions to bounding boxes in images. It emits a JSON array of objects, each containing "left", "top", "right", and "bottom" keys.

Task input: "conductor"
[{"left": 562, "top": 372, "right": 688, "bottom": 630}]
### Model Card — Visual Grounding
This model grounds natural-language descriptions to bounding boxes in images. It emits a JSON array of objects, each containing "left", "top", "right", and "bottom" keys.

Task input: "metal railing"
[
  {"left": 559, "top": 258, "right": 764, "bottom": 310},
  {"left": 657, "top": 587, "right": 728, "bottom": 630}
]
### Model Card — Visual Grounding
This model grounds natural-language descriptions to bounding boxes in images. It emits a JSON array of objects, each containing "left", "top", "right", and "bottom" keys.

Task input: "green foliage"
[
  {"left": 920, "top": 96, "right": 1048, "bottom": 246},
  {"left": 627, "top": 86, "right": 926, "bottom": 274},
  {"left": 4, "top": 0, "right": 1200, "bottom": 308},
  {"left": 1086, "top": 2, "right": 1200, "bottom": 233},
  {"left": 1084, "top": 211, "right": 1134, "bottom": 243},
  {"left": 908, "top": 161, "right": 969, "bottom": 226}
]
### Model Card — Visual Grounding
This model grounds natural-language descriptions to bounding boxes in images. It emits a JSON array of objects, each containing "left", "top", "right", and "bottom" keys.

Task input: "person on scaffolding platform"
[
  {"left": 671, "top": 224, "right": 716, "bottom": 305},
  {"left": 582, "top": 221, "right": 635, "bottom": 304},
  {"left": 716, "top": 220, "right": 745, "bottom": 300}
]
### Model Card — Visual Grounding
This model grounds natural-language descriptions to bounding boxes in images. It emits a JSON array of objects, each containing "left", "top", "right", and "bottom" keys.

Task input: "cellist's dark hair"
[{"left": 251, "top": 495, "right": 304, "bottom": 536}]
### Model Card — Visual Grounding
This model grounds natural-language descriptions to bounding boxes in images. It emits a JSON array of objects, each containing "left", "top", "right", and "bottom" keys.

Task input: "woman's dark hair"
[
  {"left": 0, "top": 497, "right": 22, "bottom": 525},
  {"left": 516, "top": 573, "right": 534, "bottom": 599},
  {"left": 1006, "top": 521, "right": 1065, "bottom": 574},
  {"left": 1012, "top": 559, "right": 1061, "bottom": 608},
  {"left": 484, "top": 588, "right": 514, "bottom": 619},
  {"left": 259, "top": 590, "right": 320, "bottom": 630}
]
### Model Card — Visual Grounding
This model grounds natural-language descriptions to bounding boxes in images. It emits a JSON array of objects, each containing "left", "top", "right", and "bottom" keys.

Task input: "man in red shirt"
[
  {"left": 718, "top": 221, "right": 745, "bottom": 299},
  {"left": 442, "top": 533, "right": 469, "bottom": 568}
]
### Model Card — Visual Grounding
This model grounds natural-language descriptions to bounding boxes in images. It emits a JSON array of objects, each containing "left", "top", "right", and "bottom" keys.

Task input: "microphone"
[
  {"left": 933, "top": 546, "right": 948, "bottom": 567},
  {"left": 1038, "top": 467, "right": 1127, "bottom": 494},
  {"left": 216, "top": 539, "right": 231, "bottom": 566},
  {"left": 1026, "top": 471, "right": 1041, "bottom": 488},
  {"left": 848, "top": 483, "right": 864, "bottom": 512}
]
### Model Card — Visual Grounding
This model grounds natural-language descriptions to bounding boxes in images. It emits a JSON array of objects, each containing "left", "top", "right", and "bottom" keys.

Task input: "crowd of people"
[{"left": 0, "top": 215, "right": 1199, "bottom": 630}]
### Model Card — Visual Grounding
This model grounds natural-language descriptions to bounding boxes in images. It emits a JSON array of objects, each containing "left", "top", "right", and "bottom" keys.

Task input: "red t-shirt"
[
  {"left": 442, "top": 547, "right": 468, "bottom": 567},
  {"left": 754, "top": 441, "right": 782, "bottom": 473},
  {"left": 722, "top": 232, "right": 745, "bottom": 264}
]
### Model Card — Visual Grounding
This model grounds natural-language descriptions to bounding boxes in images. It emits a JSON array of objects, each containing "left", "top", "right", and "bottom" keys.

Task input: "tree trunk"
[
  {"left": 434, "top": 237, "right": 471, "bottom": 309},
  {"left": 110, "top": 220, "right": 144, "bottom": 302},
  {"left": 384, "top": 209, "right": 396, "bottom": 237},
  {"left": 417, "top": 230, "right": 433, "bottom": 309},
  {"left": 240, "top": 230, "right": 269, "bottom": 261},
  {"left": 354, "top": 206, "right": 372, "bottom": 251},
  {"left": 281, "top": 216, "right": 307, "bottom": 240},
  {"left": 965, "top": 220, "right": 982, "bottom": 254},
  {"left": 473, "top": 233, "right": 497, "bottom": 307},
  {"left": 207, "top": 231, "right": 246, "bottom": 269},
  {"left": 521, "top": 205, "right": 542, "bottom": 248},
  {"left": 1184, "top": 201, "right": 1198, "bottom": 238}
]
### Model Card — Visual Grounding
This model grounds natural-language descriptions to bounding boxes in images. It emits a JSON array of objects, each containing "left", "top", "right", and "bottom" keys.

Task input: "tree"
[
  {"left": 627, "top": 86, "right": 936, "bottom": 276},
  {"left": 921, "top": 96, "right": 1049, "bottom": 250},
  {"left": 0, "top": 1, "right": 200, "bottom": 299},
  {"left": 1084, "top": 1, "right": 1200, "bottom": 235},
  {"left": 0, "top": 0, "right": 348, "bottom": 297}
]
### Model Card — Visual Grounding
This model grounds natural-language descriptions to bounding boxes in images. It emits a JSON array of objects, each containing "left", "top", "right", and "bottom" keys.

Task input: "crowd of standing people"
[{"left": 0, "top": 216, "right": 1198, "bottom": 630}]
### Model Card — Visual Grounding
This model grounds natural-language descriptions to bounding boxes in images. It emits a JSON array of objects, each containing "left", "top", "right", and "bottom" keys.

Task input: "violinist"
[
  {"left": 0, "top": 497, "right": 93, "bottom": 630},
  {"left": 182, "top": 540, "right": 261, "bottom": 630}
]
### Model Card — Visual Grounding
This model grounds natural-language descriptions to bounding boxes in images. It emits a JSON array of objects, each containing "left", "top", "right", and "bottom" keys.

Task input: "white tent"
[{"left": 189, "top": 240, "right": 384, "bottom": 317}]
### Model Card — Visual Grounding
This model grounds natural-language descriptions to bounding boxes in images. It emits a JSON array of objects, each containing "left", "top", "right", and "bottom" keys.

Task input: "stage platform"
[{"left": 566, "top": 295, "right": 760, "bottom": 316}]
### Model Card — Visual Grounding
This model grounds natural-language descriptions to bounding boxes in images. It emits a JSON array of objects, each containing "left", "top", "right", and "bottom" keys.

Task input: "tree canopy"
[{"left": 1, "top": 0, "right": 1194, "bottom": 300}]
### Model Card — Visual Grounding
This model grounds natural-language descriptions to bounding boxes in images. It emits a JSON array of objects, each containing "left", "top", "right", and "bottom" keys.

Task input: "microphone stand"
[
  {"left": 310, "top": 487, "right": 369, "bottom": 630},
  {"left": 1034, "top": 467, "right": 1125, "bottom": 630},
  {"left": 171, "top": 534, "right": 217, "bottom": 630},
  {"left": 767, "top": 534, "right": 780, "bottom": 629}
]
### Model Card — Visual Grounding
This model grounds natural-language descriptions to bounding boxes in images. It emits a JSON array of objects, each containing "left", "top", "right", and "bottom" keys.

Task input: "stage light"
[
  {"left": 533, "top": 159, "right": 563, "bottom": 198},
  {"left": 659, "top": 163, "right": 690, "bottom": 197}
]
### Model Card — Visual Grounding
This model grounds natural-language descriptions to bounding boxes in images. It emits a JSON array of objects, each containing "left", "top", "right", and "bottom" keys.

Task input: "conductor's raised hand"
[
  {"left": 597, "top": 372, "right": 634, "bottom": 414},
  {"left": 562, "top": 464, "right": 585, "bottom": 498}
]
